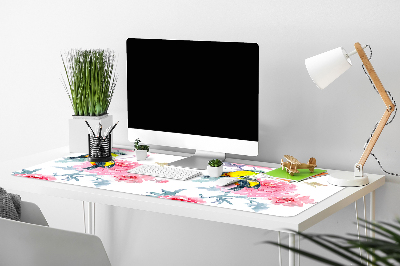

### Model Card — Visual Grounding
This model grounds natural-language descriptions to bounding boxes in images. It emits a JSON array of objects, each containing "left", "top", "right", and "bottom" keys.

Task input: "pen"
[
  {"left": 85, "top": 120, "right": 95, "bottom": 136},
  {"left": 98, "top": 123, "right": 102, "bottom": 138},
  {"left": 106, "top": 121, "right": 119, "bottom": 138},
  {"left": 96, "top": 122, "right": 102, "bottom": 137},
  {"left": 88, "top": 128, "right": 94, "bottom": 137},
  {"left": 103, "top": 126, "right": 112, "bottom": 138}
]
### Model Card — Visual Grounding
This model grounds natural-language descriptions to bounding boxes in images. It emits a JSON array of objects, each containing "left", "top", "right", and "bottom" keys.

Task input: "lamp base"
[{"left": 327, "top": 172, "right": 369, "bottom": 187}]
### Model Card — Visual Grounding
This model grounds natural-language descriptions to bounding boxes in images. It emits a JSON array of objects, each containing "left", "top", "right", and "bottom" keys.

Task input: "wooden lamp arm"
[
  {"left": 354, "top": 42, "right": 394, "bottom": 176},
  {"left": 355, "top": 43, "right": 394, "bottom": 111}
]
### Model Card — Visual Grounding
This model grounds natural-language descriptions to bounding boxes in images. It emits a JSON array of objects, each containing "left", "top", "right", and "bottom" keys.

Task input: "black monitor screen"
[{"left": 126, "top": 38, "right": 259, "bottom": 142}]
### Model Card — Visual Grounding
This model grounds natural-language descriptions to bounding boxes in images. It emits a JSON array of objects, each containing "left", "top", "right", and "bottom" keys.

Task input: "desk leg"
[
  {"left": 370, "top": 190, "right": 375, "bottom": 238},
  {"left": 370, "top": 190, "right": 376, "bottom": 265},
  {"left": 83, "top": 201, "right": 95, "bottom": 235},
  {"left": 297, "top": 234, "right": 300, "bottom": 266},
  {"left": 289, "top": 233, "right": 295, "bottom": 266}
]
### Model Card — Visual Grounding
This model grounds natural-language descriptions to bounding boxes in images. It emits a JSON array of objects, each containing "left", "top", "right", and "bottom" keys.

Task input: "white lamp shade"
[{"left": 305, "top": 47, "right": 352, "bottom": 89}]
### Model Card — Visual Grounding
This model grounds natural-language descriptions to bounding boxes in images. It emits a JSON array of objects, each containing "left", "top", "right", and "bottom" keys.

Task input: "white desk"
[{"left": 0, "top": 146, "right": 385, "bottom": 266}]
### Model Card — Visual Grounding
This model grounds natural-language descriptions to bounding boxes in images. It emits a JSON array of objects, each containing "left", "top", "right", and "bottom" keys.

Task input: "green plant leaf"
[
  {"left": 61, "top": 49, "right": 118, "bottom": 116},
  {"left": 264, "top": 219, "right": 400, "bottom": 266}
]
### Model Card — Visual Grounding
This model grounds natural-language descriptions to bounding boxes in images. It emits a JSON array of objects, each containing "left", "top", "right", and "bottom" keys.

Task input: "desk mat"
[{"left": 12, "top": 148, "right": 344, "bottom": 217}]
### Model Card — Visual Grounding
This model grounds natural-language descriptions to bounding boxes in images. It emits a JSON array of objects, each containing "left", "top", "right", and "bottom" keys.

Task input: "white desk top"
[{"left": 0, "top": 146, "right": 385, "bottom": 232}]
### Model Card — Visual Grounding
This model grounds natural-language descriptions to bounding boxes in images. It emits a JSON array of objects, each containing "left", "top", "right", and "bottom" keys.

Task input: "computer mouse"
[{"left": 215, "top": 177, "right": 239, "bottom": 186}]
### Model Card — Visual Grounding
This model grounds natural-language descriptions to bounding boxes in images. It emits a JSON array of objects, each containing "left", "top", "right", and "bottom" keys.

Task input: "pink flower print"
[
  {"left": 114, "top": 174, "right": 155, "bottom": 183},
  {"left": 74, "top": 159, "right": 142, "bottom": 175},
  {"left": 112, "top": 160, "right": 142, "bottom": 172},
  {"left": 269, "top": 195, "right": 314, "bottom": 207},
  {"left": 155, "top": 179, "right": 169, "bottom": 183},
  {"left": 159, "top": 195, "right": 206, "bottom": 204},
  {"left": 232, "top": 179, "right": 297, "bottom": 198},
  {"left": 225, "top": 178, "right": 315, "bottom": 207},
  {"left": 15, "top": 174, "right": 57, "bottom": 181}
]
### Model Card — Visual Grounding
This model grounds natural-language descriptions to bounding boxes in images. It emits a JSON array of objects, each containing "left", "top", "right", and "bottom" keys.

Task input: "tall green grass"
[{"left": 61, "top": 49, "right": 118, "bottom": 116}]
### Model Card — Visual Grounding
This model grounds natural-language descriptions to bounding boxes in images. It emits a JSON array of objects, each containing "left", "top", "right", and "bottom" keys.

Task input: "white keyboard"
[{"left": 128, "top": 164, "right": 203, "bottom": 181}]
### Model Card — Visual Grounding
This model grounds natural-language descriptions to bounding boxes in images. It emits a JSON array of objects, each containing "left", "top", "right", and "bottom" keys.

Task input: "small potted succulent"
[
  {"left": 134, "top": 138, "right": 149, "bottom": 161},
  {"left": 207, "top": 159, "right": 224, "bottom": 177}
]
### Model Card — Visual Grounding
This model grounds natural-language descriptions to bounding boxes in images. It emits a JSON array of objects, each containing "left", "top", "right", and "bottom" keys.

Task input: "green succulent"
[
  {"left": 61, "top": 49, "right": 118, "bottom": 116},
  {"left": 264, "top": 218, "right": 400, "bottom": 266},
  {"left": 208, "top": 159, "right": 223, "bottom": 167},
  {"left": 134, "top": 138, "right": 149, "bottom": 152}
]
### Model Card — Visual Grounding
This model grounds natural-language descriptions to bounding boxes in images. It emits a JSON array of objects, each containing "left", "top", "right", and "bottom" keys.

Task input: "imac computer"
[{"left": 126, "top": 38, "right": 259, "bottom": 169}]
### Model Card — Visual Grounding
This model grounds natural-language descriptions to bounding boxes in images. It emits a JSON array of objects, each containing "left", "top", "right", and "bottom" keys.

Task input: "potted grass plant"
[
  {"left": 134, "top": 138, "right": 149, "bottom": 161},
  {"left": 61, "top": 49, "right": 118, "bottom": 152},
  {"left": 207, "top": 159, "right": 223, "bottom": 177}
]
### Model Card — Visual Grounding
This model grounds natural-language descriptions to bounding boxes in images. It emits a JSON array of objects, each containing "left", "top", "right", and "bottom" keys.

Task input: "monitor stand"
[{"left": 169, "top": 150, "right": 225, "bottom": 170}]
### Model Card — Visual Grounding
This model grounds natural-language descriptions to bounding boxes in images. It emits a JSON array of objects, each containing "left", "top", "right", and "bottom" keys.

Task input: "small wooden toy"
[{"left": 281, "top": 155, "right": 317, "bottom": 176}]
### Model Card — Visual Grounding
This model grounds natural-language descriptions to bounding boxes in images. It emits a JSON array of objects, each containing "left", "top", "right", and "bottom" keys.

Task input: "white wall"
[{"left": 2, "top": 0, "right": 400, "bottom": 265}]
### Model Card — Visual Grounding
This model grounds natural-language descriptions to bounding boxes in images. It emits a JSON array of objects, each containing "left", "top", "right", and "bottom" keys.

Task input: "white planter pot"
[
  {"left": 207, "top": 165, "right": 223, "bottom": 177},
  {"left": 135, "top": 150, "right": 147, "bottom": 161},
  {"left": 69, "top": 114, "right": 113, "bottom": 153}
]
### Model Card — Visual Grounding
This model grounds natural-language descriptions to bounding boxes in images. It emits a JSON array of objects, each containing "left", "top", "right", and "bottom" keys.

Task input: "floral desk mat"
[{"left": 12, "top": 148, "right": 344, "bottom": 217}]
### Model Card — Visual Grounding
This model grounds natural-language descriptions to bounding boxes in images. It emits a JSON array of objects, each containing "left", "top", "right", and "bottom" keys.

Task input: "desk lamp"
[{"left": 305, "top": 42, "right": 395, "bottom": 186}]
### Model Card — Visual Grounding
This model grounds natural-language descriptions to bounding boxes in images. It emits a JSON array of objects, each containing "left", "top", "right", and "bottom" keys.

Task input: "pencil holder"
[{"left": 88, "top": 134, "right": 112, "bottom": 162}]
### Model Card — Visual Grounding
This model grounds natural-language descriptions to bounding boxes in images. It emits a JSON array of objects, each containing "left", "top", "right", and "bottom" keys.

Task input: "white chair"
[{"left": 0, "top": 200, "right": 111, "bottom": 266}]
